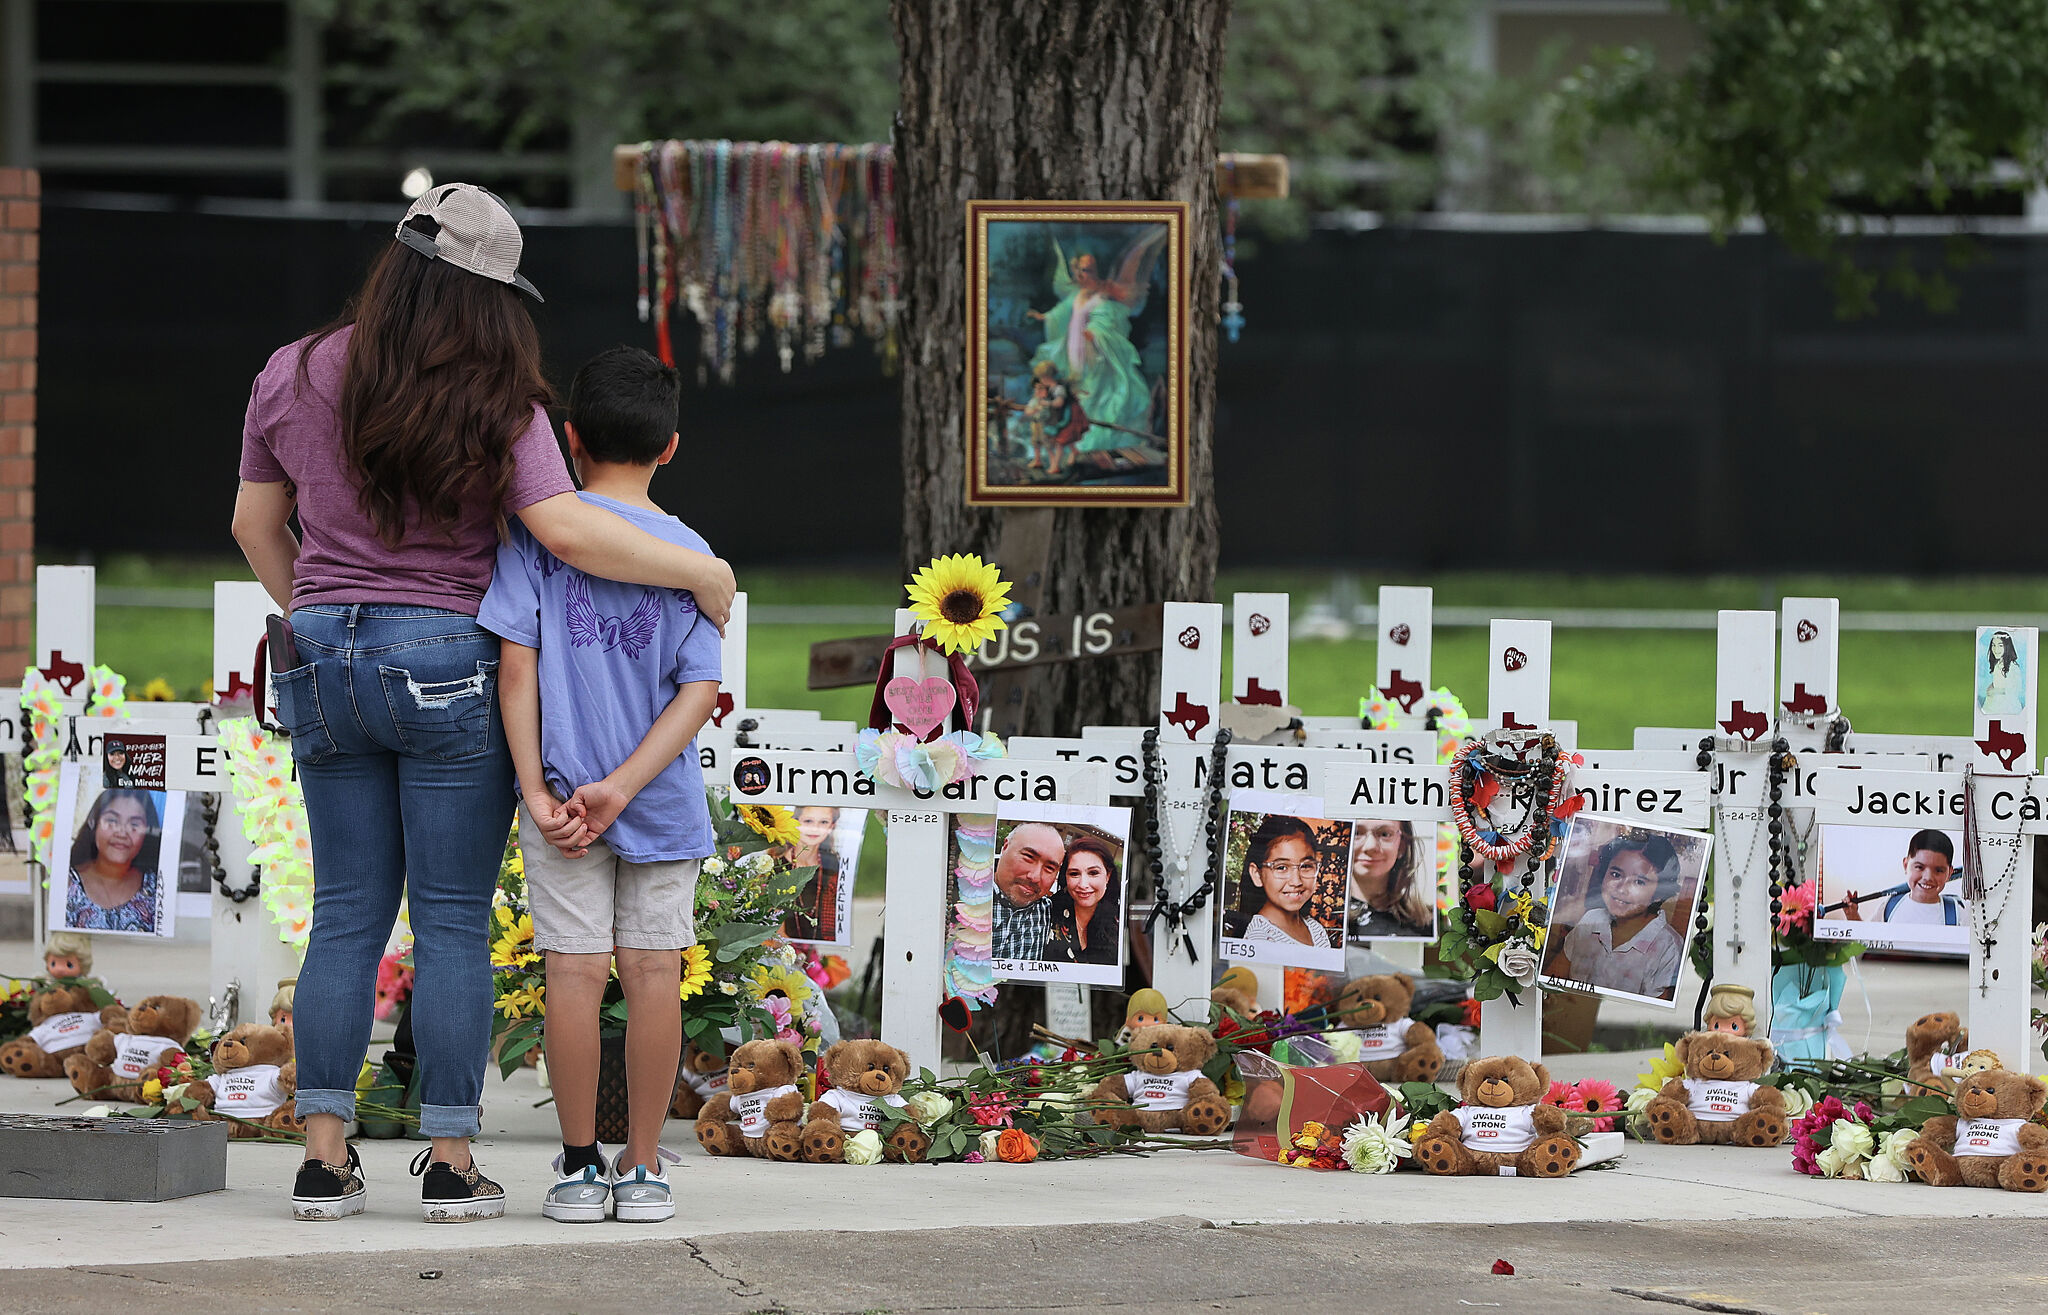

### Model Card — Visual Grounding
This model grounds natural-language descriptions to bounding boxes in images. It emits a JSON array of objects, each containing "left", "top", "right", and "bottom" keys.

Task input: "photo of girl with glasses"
[
  {"left": 59, "top": 783, "right": 178, "bottom": 937},
  {"left": 1217, "top": 799, "right": 1352, "bottom": 971}
]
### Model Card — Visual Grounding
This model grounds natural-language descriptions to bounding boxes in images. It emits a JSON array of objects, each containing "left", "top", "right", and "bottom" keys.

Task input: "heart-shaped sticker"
[
  {"left": 1796, "top": 619, "right": 1819, "bottom": 642},
  {"left": 1247, "top": 613, "right": 1271, "bottom": 637},
  {"left": 884, "top": 677, "right": 957, "bottom": 740},
  {"left": 1178, "top": 626, "right": 1202, "bottom": 650},
  {"left": 1388, "top": 623, "right": 1411, "bottom": 646},
  {"left": 1502, "top": 646, "right": 1528, "bottom": 672}
]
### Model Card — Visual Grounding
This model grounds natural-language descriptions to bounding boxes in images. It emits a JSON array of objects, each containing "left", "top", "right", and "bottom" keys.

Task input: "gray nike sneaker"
[
  {"left": 541, "top": 1154, "right": 609, "bottom": 1223},
  {"left": 610, "top": 1149, "right": 678, "bottom": 1223}
]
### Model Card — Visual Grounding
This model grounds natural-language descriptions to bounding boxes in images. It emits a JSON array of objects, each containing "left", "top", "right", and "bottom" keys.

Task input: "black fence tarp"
[{"left": 37, "top": 202, "right": 2048, "bottom": 571}]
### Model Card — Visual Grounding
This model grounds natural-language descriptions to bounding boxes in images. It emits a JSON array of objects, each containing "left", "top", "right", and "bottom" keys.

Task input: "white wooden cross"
[
  {"left": 1809, "top": 625, "right": 2041, "bottom": 1072},
  {"left": 727, "top": 608, "right": 1108, "bottom": 1071}
]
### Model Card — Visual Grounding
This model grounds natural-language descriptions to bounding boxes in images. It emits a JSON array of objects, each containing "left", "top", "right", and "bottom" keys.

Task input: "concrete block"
[{"left": 0, "top": 1114, "right": 227, "bottom": 1201}]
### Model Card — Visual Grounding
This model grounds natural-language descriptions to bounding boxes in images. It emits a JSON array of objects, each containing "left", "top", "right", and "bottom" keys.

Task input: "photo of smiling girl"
[
  {"left": 1218, "top": 795, "right": 1351, "bottom": 972},
  {"left": 51, "top": 757, "right": 188, "bottom": 939},
  {"left": 1346, "top": 818, "right": 1439, "bottom": 943},
  {"left": 1539, "top": 818, "right": 1712, "bottom": 1006}
]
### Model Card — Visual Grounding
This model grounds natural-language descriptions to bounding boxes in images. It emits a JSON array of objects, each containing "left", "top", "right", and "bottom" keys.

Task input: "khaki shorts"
[{"left": 518, "top": 804, "right": 701, "bottom": 953}]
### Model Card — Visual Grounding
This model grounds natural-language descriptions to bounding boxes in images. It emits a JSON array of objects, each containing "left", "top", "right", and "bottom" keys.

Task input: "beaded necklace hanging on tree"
[{"left": 1140, "top": 726, "right": 1233, "bottom": 964}]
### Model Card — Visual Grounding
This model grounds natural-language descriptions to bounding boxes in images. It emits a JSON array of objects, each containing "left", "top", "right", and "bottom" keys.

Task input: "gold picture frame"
[{"left": 966, "top": 200, "right": 1189, "bottom": 507}]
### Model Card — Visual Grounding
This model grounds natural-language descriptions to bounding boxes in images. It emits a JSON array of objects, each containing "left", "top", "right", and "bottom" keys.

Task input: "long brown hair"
[{"left": 302, "top": 218, "right": 552, "bottom": 545}]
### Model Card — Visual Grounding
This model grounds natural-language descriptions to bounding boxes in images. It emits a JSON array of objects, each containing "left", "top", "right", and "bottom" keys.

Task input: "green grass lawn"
[{"left": 83, "top": 556, "right": 2009, "bottom": 898}]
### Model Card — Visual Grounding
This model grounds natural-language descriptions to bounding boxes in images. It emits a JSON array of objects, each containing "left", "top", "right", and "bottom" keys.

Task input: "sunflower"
[
  {"left": 680, "top": 944, "right": 713, "bottom": 1001},
  {"left": 737, "top": 803, "right": 801, "bottom": 847},
  {"left": 745, "top": 961, "right": 815, "bottom": 1009},
  {"left": 906, "top": 554, "right": 1011, "bottom": 655},
  {"left": 139, "top": 677, "right": 177, "bottom": 702}
]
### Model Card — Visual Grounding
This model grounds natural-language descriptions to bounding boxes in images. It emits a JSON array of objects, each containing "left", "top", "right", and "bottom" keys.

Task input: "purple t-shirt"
[
  {"left": 476, "top": 495, "right": 721, "bottom": 863},
  {"left": 238, "top": 326, "right": 576, "bottom": 615}
]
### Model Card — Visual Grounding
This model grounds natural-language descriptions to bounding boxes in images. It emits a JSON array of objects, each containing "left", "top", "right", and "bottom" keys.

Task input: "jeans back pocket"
[
  {"left": 271, "top": 663, "right": 341, "bottom": 766},
  {"left": 378, "top": 658, "right": 498, "bottom": 761}
]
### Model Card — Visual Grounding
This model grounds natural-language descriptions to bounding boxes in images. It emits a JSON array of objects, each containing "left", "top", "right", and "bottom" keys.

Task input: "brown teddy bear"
[
  {"left": 1641, "top": 1031, "right": 1788, "bottom": 1147},
  {"left": 187, "top": 1023, "right": 303, "bottom": 1139},
  {"left": 1905, "top": 1011, "right": 1971, "bottom": 1098},
  {"left": 1329, "top": 974, "right": 1444, "bottom": 1084},
  {"left": 799, "top": 1039, "right": 932, "bottom": 1164},
  {"left": 64, "top": 996, "right": 203, "bottom": 1103},
  {"left": 0, "top": 982, "right": 106, "bottom": 1079},
  {"left": 670, "top": 1041, "right": 730, "bottom": 1120},
  {"left": 1905, "top": 1068, "right": 2048, "bottom": 1191},
  {"left": 1089, "top": 1024, "right": 1232, "bottom": 1136},
  {"left": 1415, "top": 1055, "right": 1580, "bottom": 1177},
  {"left": 696, "top": 1038, "right": 807, "bottom": 1160},
  {"left": 1209, "top": 966, "right": 1260, "bottom": 1019}
]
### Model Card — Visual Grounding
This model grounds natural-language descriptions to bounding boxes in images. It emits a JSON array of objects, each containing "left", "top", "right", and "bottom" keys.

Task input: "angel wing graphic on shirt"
[{"left": 564, "top": 574, "right": 663, "bottom": 659}]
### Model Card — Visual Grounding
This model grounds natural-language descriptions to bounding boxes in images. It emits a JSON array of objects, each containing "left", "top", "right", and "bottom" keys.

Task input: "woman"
[
  {"left": 1221, "top": 816, "right": 1334, "bottom": 948},
  {"left": 1547, "top": 834, "right": 1685, "bottom": 1000},
  {"left": 780, "top": 806, "right": 843, "bottom": 942},
  {"left": 233, "top": 183, "right": 735, "bottom": 1223},
  {"left": 1042, "top": 834, "right": 1121, "bottom": 966},
  {"left": 66, "top": 790, "right": 163, "bottom": 933},
  {"left": 1346, "top": 819, "right": 1436, "bottom": 941}
]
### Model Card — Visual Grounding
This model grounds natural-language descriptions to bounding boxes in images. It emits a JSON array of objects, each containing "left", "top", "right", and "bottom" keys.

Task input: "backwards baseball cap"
[{"left": 393, "top": 182, "right": 543, "bottom": 302}]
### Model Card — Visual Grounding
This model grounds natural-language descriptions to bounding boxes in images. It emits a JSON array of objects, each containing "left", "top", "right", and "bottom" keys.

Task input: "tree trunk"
[{"left": 892, "top": 0, "right": 1230, "bottom": 733}]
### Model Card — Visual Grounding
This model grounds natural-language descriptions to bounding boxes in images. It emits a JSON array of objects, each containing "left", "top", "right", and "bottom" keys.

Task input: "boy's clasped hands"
[{"left": 526, "top": 781, "right": 632, "bottom": 860}]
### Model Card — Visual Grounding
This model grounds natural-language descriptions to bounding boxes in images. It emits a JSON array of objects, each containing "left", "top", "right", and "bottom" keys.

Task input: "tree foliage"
[{"left": 1568, "top": 0, "right": 2048, "bottom": 312}]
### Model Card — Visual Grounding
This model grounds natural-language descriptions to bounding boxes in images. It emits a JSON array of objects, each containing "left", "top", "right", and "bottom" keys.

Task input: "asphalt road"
[{"left": 5, "top": 1215, "right": 2044, "bottom": 1315}]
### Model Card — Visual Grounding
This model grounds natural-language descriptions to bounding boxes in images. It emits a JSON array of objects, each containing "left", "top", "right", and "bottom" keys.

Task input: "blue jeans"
[{"left": 273, "top": 605, "right": 513, "bottom": 1138}]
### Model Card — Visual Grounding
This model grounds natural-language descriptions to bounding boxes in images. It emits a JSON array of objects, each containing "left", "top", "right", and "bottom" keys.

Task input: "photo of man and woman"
[
  {"left": 52, "top": 758, "right": 185, "bottom": 939},
  {"left": 775, "top": 805, "right": 869, "bottom": 947},
  {"left": 988, "top": 802, "right": 1130, "bottom": 987},
  {"left": 1218, "top": 794, "right": 1350, "bottom": 972},
  {"left": 1345, "top": 818, "right": 1440, "bottom": 943},
  {"left": 1814, "top": 825, "right": 1969, "bottom": 955},
  {"left": 1539, "top": 817, "right": 1712, "bottom": 1006}
]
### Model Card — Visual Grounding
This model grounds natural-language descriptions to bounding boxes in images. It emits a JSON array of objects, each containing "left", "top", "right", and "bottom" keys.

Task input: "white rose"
[
  {"left": 1495, "top": 944, "right": 1540, "bottom": 988},
  {"left": 1624, "top": 1085, "right": 1659, "bottom": 1114},
  {"left": 1778, "top": 1086, "right": 1813, "bottom": 1120},
  {"left": 978, "top": 1129, "right": 1002, "bottom": 1160},
  {"left": 843, "top": 1130, "right": 885, "bottom": 1165},
  {"left": 905, "top": 1091, "right": 953, "bottom": 1129}
]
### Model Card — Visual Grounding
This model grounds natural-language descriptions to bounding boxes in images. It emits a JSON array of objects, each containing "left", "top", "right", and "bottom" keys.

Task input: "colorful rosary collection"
[{"left": 631, "top": 140, "right": 901, "bottom": 384}]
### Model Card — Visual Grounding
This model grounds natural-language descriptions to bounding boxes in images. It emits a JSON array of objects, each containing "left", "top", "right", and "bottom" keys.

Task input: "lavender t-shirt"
[
  {"left": 238, "top": 326, "right": 575, "bottom": 615},
  {"left": 476, "top": 495, "right": 721, "bottom": 863}
]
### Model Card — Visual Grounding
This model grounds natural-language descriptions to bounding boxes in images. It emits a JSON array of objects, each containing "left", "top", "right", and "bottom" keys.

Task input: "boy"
[
  {"left": 479, "top": 346, "right": 722, "bottom": 1224},
  {"left": 1841, "top": 829, "right": 1964, "bottom": 926}
]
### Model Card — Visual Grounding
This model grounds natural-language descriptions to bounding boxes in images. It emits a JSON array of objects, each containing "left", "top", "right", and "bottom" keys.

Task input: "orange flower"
[{"left": 996, "top": 1129, "right": 1039, "bottom": 1164}]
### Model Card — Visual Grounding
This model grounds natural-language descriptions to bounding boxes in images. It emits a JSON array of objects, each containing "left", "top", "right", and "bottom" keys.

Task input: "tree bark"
[{"left": 892, "top": 0, "right": 1230, "bottom": 733}]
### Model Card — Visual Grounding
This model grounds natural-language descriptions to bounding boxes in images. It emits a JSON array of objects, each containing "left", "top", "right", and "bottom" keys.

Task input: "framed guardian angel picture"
[{"left": 966, "top": 200, "right": 1189, "bottom": 506}]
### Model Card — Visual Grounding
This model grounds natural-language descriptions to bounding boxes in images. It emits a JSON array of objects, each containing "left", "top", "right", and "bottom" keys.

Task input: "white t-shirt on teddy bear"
[
  {"left": 819, "top": 1088, "right": 907, "bottom": 1134},
  {"left": 732, "top": 1085, "right": 799, "bottom": 1138},
  {"left": 1955, "top": 1117, "right": 2029, "bottom": 1157},
  {"left": 27, "top": 1011, "right": 99, "bottom": 1053},
  {"left": 683, "top": 1067, "right": 729, "bottom": 1100},
  {"left": 1454, "top": 1104, "right": 1537, "bottom": 1154},
  {"left": 1129, "top": 1069, "right": 1203, "bottom": 1111},
  {"left": 1681, "top": 1078, "right": 1758, "bottom": 1122},
  {"left": 210, "top": 1064, "right": 288, "bottom": 1119},
  {"left": 1343, "top": 1018, "right": 1415, "bottom": 1062},
  {"left": 110, "top": 1033, "right": 176, "bottom": 1081}
]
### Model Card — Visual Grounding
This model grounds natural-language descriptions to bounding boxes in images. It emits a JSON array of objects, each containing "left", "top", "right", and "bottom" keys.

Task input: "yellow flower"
[
  {"left": 496, "top": 986, "right": 546, "bottom": 1019},
  {"left": 737, "top": 804, "right": 800, "bottom": 847},
  {"left": 680, "top": 945, "right": 713, "bottom": 1001},
  {"left": 905, "top": 554, "right": 1011, "bottom": 656},
  {"left": 1636, "top": 1042, "right": 1686, "bottom": 1091},
  {"left": 141, "top": 1078, "right": 163, "bottom": 1103},
  {"left": 746, "top": 961, "right": 814, "bottom": 1009},
  {"left": 1409, "top": 1120, "right": 1430, "bottom": 1144},
  {"left": 490, "top": 912, "right": 535, "bottom": 967},
  {"left": 139, "top": 677, "right": 176, "bottom": 702}
]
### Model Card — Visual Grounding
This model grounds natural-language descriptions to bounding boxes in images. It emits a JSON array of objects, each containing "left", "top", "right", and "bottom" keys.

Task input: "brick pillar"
[{"left": 0, "top": 169, "right": 33, "bottom": 675}]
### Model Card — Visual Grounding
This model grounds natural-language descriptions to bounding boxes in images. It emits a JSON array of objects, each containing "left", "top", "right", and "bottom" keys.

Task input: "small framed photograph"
[
  {"left": 1812, "top": 824, "right": 1968, "bottom": 956},
  {"left": 51, "top": 757, "right": 184, "bottom": 939},
  {"left": 1976, "top": 626, "right": 2030, "bottom": 715},
  {"left": 989, "top": 802, "right": 1131, "bottom": 987},
  {"left": 966, "top": 200, "right": 1189, "bottom": 507},
  {"left": 1218, "top": 792, "right": 1350, "bottom": 972},
  {"left": 777, "top": 806, "right": 870, "bottom": 948},
  {"left": 1539, "top": 816, "right": 1712, "bottom": 1007},
  {"left": 1344, "top": 817, "right": 1442, "bottom": 944}
]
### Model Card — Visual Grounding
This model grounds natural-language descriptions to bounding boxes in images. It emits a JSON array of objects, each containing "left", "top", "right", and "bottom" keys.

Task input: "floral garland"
[
  {"left": 218, "top": 718, "right": 314, "bottom": 952},
  {"left": 856, "top": 727, "right": 1006, "bottom": 791},
  {"left": 20, "top": 664, "right": 127, "bottom": 866},
  {"left": 945, "top": 814, "right": 998, "bottom": 1008}
]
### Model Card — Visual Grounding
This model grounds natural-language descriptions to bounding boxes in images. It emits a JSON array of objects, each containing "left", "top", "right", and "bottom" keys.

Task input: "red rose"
[{"left": 1464, "top": 884, "right": 1497, "bottom": 912}]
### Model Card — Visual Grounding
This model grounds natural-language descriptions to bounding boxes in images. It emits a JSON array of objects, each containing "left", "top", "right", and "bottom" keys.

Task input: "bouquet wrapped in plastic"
[{"left": 1232, "top": 1034, "right": 1392, "bottom": 1168}]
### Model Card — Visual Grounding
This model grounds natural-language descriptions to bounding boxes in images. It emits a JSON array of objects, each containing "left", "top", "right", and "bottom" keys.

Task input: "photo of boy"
[
  {"left": 1814, "top": 826, "right": 1969, "bottom": 955},
  {"left": 479, "top": 346, "right": 723, "bottom": 1225},
  {"left": 1540, "top": 817, "right": 1712, "bottom": 1006}
]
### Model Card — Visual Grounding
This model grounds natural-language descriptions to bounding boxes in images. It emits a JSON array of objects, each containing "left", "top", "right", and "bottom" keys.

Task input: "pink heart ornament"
[{"left": 885, "top": 677, "right": 958, "bottom": 739}]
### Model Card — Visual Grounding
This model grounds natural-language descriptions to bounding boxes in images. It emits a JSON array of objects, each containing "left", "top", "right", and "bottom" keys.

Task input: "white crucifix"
[
  {"left": 1808, "top": 625, "right": 2040, "bottom": 1072},
  {"left": 727, "top": 608, "right": 1107, "bottom": 1071},
  {"left": 1707, "top": 610, "right": 1780, "bottom": 1029}
]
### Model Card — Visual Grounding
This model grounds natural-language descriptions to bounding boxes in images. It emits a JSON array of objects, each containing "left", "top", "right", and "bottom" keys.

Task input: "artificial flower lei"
[
  {"left": 20, "top": 663, "right": 129, "bottom": 866},
  {"left": 855, "top": 727, "right": 1005, "bottom": 792},
  {"left": 218, "top": 717, "right": 315, "bottom": 954},
  {"left": 944, "top": 814, "right": 998, "bottom": 1008}
]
